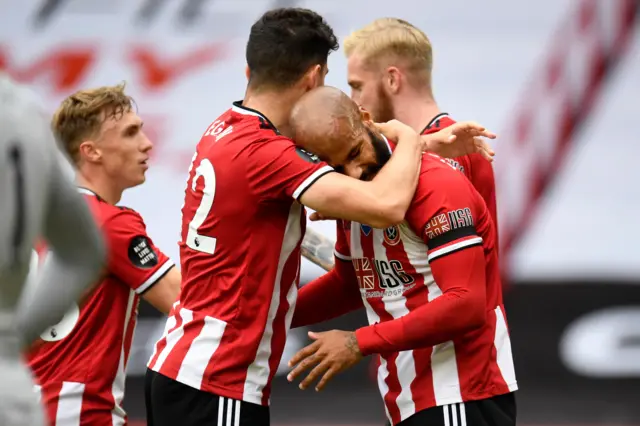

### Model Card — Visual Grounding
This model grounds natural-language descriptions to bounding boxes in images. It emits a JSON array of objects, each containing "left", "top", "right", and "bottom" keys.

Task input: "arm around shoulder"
[{"left": 299, "top": 172, "right": 406, "bottom": 229}]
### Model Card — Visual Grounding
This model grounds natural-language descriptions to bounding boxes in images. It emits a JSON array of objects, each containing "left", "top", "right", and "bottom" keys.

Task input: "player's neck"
[
  {"left": 242, "top": 90, "right": 299, "bottom": 137},
  {"left": 393, "top": 95, "right": 441, "bottom": 134},
  {"left": 76, "top": 172, "right": 124, "bottom": 205}
]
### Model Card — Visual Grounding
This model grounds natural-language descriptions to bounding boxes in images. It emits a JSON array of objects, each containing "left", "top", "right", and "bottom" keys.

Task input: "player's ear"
[
  {"left": 78, "top": 140, "right": 101, "bottom": 163},
  {"left": 303, "top": 64, "right": 323, "bottom": 91},
  {"left": 245, "top": 65, "right": 250, "bottom": 82},
  {"left": 359, "top": 105, "right": 372, "bottom": 123},
  {"left": 385, "top": 66, "right": 401, "bottom": 95}
]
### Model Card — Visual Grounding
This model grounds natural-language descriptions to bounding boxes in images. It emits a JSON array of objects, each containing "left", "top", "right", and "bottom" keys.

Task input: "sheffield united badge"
[{"left": 384, "top": 226, "right": 400, "bottom": 246}]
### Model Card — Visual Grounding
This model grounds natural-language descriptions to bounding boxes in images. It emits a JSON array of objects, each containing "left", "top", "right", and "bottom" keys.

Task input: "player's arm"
[
  {"left": 466, "top": 154, "right": 499, "bottom": 238},
  {"left": 293, "top": 223, "right": 362, "bottom": 328},
  {"left": 301, "top": 228, "right": 336, "bottom": 272},
  {"left": 15, "top": 155, "right": 106, "bottom": 346},
  {"left": 355, "top": 170, "right": 487, "bottom": 355},
  {"left": 105, "top": 210, "right": 179, "bottom": 314},
  {"left": 300, "top": 121, "right": 423, "bottom": 228},
  {"left": 301, "top": 121, "right": 496, "bottom": 228},
  {"left": 287, "top": 169, "right": 489, "bottom": 391},
  {"left": 356, "top": 248, "right": 485, "bottom": 355}
]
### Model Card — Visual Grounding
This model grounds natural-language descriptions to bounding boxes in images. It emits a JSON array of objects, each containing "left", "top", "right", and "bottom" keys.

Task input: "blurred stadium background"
[{"left": 2, "top": 0, "right": 639, "bottom": 424}]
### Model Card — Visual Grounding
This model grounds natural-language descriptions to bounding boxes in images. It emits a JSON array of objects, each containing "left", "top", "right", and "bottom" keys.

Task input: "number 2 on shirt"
[{"left": 185, "top": 156, "right": 217, "bottom": 254}]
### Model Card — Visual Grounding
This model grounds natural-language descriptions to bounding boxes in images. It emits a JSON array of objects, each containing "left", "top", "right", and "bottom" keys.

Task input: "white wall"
[{"left": 1, "top": 0, "right": 638, "bottom": 282}]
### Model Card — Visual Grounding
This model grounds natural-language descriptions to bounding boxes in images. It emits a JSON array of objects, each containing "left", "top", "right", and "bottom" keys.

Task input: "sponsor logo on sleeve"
[
  {"left": 424, "top": 208, "right": 474, "bottom": 239},
  {"left": 128, "top": 236, "right": 159, "bottom": 269},
  {"left": 448, "top": 208, "right": 474, "bottom": 229},
  {"left": 424, "top": 214, "right": 451, "bottom": 239}
]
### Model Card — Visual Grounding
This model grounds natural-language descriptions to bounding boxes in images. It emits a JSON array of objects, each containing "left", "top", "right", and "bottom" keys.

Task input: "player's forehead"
[
  {"left": 100, "top": 110, "right": 141, "bottom": 136},
  {"left": 347, "top": 53, "right": 376, "bottom": 82},
  {"left": 326, "top": 126, "right": 369, "bottom": 165}
]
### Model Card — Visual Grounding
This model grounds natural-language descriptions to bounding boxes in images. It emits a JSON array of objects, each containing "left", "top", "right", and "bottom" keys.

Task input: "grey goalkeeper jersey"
[{"left": 0, "top": 75, "right": 105, "bottom": 352}]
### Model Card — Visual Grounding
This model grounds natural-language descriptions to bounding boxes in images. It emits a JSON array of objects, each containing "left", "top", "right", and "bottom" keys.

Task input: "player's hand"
[
  {"left": 374, "top": 119, "right": 420, "bottom": 145},
  {"left": 287, "top": 330, "right": 363, "bottom": 391},
  {"left": 309, "top": 212, "right": 338, "bottom": 221},
  {"left": 423, "top": 121, "right": 497, "bottom": 162}
]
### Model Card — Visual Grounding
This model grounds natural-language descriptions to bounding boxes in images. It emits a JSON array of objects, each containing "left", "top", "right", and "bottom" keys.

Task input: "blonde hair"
[
  {"left": 344, "top": 18, "right": 433, "bottom": 87},
  {"left": 51, "top": 82, "right": 135, "bottom": 163}
]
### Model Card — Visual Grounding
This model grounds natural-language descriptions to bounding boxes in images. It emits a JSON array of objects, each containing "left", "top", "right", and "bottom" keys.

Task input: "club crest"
[{"left": 384, "top": 226, "right": 400, "bottom": 245}]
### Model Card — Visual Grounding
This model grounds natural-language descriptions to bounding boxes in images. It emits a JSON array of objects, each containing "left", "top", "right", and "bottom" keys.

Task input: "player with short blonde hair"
[
  {"left": 51, "top": 83, "right": 135, "bottom": 163},
  {"left": 344, "top": 16, "right": 499, "bottom": 257},
  {"left": 27, "top": 83, "right": 181, "bottom": 426},
  {"left": 344, "top": 17, "right": 433, "bottom": 92}
]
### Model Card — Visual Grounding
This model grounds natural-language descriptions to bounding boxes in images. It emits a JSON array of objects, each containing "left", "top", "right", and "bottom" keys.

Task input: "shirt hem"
[
  {"left": 150, "top": 368, "right": 269, "bottom": 407},
  {"left": 391, "top": 383, "right": 519, "bottom": 425}
]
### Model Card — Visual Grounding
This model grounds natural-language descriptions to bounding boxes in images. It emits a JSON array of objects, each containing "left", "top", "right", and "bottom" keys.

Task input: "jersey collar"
[
  {"left": 231, "top": 101, "right": 280, "bottom": 134},
  {"left": 77, "top": 187, "right": 97, "bottom": 197},
  {"left": 77, "top": 187, "right": 106, "bottom": 203},
  {"left": 420, "top": 112, "right": 450, "bottom": 134}
]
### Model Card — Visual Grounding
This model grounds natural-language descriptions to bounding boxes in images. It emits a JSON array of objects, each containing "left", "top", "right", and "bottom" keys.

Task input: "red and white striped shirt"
[
  {"left": 293, "top": 151, "right": 517, "bottom": 425},
  {"left": 147, "top": 102, "right": 333, "bottom": 406},
  {"left": 421, "top": 113, "right": 499, "bottom": 245},
  {"left": 28, "top": 189, "right": 174, "bottom": 426}
]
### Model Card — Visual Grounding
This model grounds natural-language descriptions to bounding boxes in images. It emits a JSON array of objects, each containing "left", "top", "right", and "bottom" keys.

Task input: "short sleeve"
[
  {"left": 334, "top": 220, "right": 352, "bottom": 262},
  {"left": 105, "top": 208, "right": 174, "bottom": 294},
  {"left": 245, "top": 136, "right": 334, "bottom": 201},
  {"left": 405, "top": 165, "right": 483, "bottom": 263}
]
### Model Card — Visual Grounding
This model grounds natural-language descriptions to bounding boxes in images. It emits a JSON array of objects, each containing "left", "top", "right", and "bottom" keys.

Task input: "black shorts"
[
  {"left": 392, "top": 392, "right": 517, "bottom": 426},
  {"left": 145, "top": 368, "right": 270, "bottom": 426}
]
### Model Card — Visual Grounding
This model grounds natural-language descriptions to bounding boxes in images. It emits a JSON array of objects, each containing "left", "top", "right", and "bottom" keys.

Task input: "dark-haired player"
[
  {"left": 287, "top": 87, "right": 517, "bottom": 426},
  {"left": 145, "top": 7, "right": 496, "bottom": 426}
]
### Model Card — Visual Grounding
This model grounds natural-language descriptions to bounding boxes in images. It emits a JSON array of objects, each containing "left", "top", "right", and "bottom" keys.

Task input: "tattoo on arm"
[
  {"left": 301, "top": 229, "right": 336, "bottom": 272},
  {"left": 345, "top": 332, "right": 362, "bottom": 356}
]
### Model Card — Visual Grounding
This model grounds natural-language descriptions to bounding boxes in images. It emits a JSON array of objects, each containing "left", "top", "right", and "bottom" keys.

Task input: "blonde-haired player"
[
  {"left": 26, "top": 83, "right": 181, "bottom": 426},
  {"left": 338, "top": 18, "right": 512, "bottom": 426},
  {"left": 344, "top": 18, "right": 498, "bottom": 239}
]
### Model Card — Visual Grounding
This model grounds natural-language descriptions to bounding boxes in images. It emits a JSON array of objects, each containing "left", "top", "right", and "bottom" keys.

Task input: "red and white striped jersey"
[
  {"left": 27, "top": 188, "right": 174, "bottom": 426},
  {"left": 335, "top": 154, "right": 517, "bottom": 425},
  {"left": 147, "top": 102, "right": 333, "bottom": 406},
  {"left": 421, "top": 113, "right": 499, "bottom": 243}
]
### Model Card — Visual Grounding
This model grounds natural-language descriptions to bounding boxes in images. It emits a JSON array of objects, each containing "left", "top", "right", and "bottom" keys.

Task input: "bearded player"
[
  {"left": 344, "top": 18, "right": 498, "bottom": 237},
  {"left": 145, "top": 7, "right": 496, "bottom": 426},
  {"left": 288, "top": 87, "right": 517, "bottom": 426},
  {"left": 27, "top": 83, "right": 181, "bottom": 426}
]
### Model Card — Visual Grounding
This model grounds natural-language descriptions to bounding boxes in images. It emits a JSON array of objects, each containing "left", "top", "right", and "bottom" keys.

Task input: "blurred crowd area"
[{"left": 2, "top": 0, "right": 639, "bottom": 424}]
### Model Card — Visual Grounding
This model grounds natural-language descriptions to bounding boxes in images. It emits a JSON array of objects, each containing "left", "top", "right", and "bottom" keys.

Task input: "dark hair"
[{"left": 246, "top": 8, "right": 339, "bottom": 89}]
